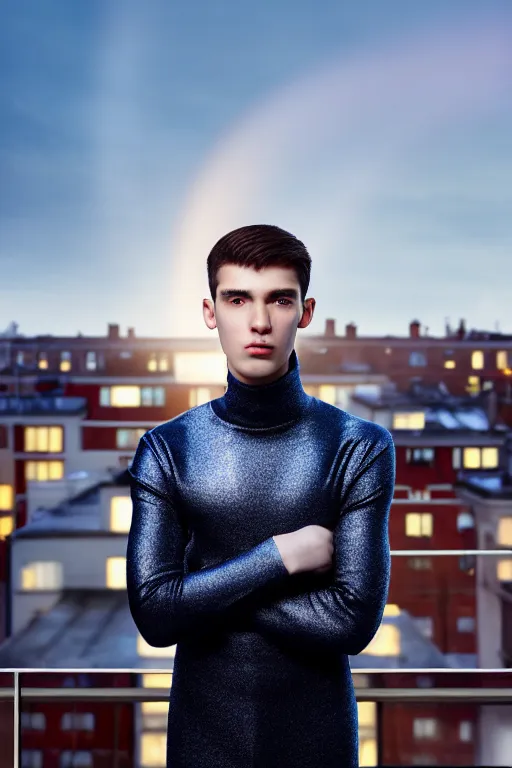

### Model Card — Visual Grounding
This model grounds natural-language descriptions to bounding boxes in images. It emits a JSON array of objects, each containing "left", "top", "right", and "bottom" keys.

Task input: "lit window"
[
  {"left": 444, "top": 360, "right": 456, "bottom": 369},
  {"left": 413, "top": 717, "right": 439, "bottom": 739},
  {"left": 106, "top": 556, "right": 126, "bottom": 589},
  {"left": 497, "top": 351, "right": 508, "bottom": 369},
  {"left": 137, "top": 634, "right": 175, "bottom": 658},
  {"left": 21, "top": 561, "right": 63, "bottom": 590},
  {"left": 462, "top": 446, "right": 498, "bottom": 469},
  {"left": 471, "top": 351, "right": 484, "bottom": 370},
  {"left": 38, "top": 352, "right": 48, "bottom": 370},
  {"left": 111, "top": 386, "right": 140, "bottom": 407},
  {"left": 393, "top": 412, "right": 425, "bottom": 430},
  {"left": 466, "top": 375, "right": 480, "bottom": 395},
  {"left": 174, "top": 352, "right": 227, "bottom": 384},
  {"left": 101, "top": 386, "right": 165, "bottom": 407},
  {"left": 361, "top": 624, "right": 400, "bottom": 656},
  {"left": 24, "top": 426, "right": 63, "bottom": 453},
  {"left": 383, "top": 604, "right": 400, "bottom": 616},
  {"left": 318, "top": 385, "right": 336, "bottom": 404},
  {"left": 142, "top": 673, "right": 172, "bottom": 688},
  {"left": 148, "top": 354, "right": 158, "bottom": 372},
  {"left": 189, "top": 388, "right": 212, "bottom": 408},
  {"left": 497, "top": 559, "right": 512, "bottom": 582},
  {"left": 25, "top": 461, "right": 64, "bottom": 481},
  {"left": 406, "top": 513, "right": 433, "bottom": 537},
  {"left": 0, "top": 484, "right": 13, "bottom": 510},
  {"left": 60, "top": 351, "right": 72, "bottom": 372},
  {"left": 110, "top": 497, "right": 132, "bottom": 532},
  {"left": 497, "top": 518, "right": 512, "bottom": 547},
  {"left": 0, "top": 516, "right": 13, "bottom": 538},
  {"left": 140, "top": 732, "right": 167, "bottom": 767},
  {"left": 158, "top": 354, "right": 169, "bottom": 371}
]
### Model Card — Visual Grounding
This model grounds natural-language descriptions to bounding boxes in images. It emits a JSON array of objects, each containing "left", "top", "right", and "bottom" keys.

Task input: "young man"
[{"left": 126, "top": 224, "right": 396, "bottom": 768}]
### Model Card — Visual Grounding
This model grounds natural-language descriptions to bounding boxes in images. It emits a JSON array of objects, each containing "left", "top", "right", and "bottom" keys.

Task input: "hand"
[{"left": 273, "top": 525, "right": 334, "bottom": 575}]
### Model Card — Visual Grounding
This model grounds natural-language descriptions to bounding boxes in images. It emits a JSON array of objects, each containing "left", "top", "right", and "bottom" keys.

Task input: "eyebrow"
[{"left": 219, "top": 288, "right": 299, "bottom": 300}]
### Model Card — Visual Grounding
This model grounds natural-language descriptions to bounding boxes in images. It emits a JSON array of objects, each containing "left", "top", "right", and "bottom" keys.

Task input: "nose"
[{"left": 250, "top": 302, "right": 272, "bottom": 334}]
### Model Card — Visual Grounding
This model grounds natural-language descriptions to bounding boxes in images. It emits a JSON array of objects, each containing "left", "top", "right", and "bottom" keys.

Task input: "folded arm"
[
  {"left": 126, "top": 433, "right": 289, "bottom": 648},
  {"left": 241, "top": 430, "right": 396, "bottom": 655}
]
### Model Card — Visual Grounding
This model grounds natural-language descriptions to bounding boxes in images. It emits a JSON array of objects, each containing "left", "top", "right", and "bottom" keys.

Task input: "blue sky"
[{"left": 1, "top": 0, "right": 511, "bottom": 339}]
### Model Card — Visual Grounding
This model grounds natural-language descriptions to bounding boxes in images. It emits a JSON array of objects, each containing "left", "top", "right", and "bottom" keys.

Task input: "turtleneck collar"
[{"left": 210, "top": 348, "right": 312, "bottom": 430}]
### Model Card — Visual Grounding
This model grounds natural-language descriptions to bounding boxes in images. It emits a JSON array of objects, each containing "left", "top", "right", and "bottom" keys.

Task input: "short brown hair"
[{"left": 207, "top": 224, "right": 312, "bottom": 306}]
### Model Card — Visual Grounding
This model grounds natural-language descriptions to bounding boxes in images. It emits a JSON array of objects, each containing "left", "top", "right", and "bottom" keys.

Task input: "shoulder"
[
  {"left": 146, "top": 402, "right": 212, "bottom": 445},
  {"left": 312, "top": 399, "right": 394, "bottom": 450}
]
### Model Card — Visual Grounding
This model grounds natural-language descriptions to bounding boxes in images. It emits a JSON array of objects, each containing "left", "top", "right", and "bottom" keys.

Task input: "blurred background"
[{"left": 1, "top": 0, "right": 512, "bottom": 765}]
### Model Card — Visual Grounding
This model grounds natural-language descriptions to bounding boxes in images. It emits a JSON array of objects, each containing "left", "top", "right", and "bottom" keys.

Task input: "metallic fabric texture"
[{"left": 127, "top": 348, "right": 396, "bottom": 767}]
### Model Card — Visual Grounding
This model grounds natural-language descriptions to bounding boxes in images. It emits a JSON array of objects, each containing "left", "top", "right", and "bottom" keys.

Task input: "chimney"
[
  {"left": 324, "top": 318, "right": 336, "bottom": 337},
  {"left": 127, "top": 327, "right": 136, "bottom": 340},
  {"left": 345, "top": 323, "right": 357, "bottom": 339},
  {"left": 456, "top": 319, "right": 467, "bottom": 340},
  {"left": 108, "top": 324, "right": 120, "bottom": 340},
  {"left": 409, "top": 320, "right": 421, "bottom": 339}
]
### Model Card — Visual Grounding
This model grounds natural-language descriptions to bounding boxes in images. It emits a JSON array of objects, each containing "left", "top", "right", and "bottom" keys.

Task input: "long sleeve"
[
  {"left": 126, "top": 432, "right": 289, "bottom": 648},
  {"left": 243, "top": 430, "right": 396, "bottom": 655}
]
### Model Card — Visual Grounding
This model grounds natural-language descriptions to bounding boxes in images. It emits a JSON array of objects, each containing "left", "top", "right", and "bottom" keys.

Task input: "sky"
[{"left": 1, "top": 0, "right": 511, "bottom": 340}]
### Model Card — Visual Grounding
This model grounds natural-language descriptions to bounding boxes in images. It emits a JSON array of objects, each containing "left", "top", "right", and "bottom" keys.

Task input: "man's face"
[{"left": 203, "top": 263, "right": 315, "bottom": 385}]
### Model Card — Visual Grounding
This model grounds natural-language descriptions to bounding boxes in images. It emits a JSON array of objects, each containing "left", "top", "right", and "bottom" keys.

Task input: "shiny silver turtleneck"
[{"left": 127, "top": 346, "right": 395, "bottom": 768}]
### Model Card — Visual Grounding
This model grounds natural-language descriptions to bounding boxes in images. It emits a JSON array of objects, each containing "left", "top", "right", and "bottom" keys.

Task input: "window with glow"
[
  {"left": 497, "top": 350, "right": 508, "bottom": 369},
  {"left": 406, "top": 512, "right": 433, "bottom": 537},
  {"left": 497, "top": 559, "right": 512, "bottom": 582},
  {"left": 110, "top": 496, "right": 132, "bottom": 532},
  {"left": 21, "top": 561, "right": 63, "bottom": 590},
  {"left": 471, "top": 350, "right": 484, "bottom": 369},
  {"left": 0, "top": 484, "right": 13, "bottom": 510},
  {"left": 361, "top": 624, "right": 400, "bottom": 656},
  {"left": 444, "top": 360, "right": 456, "bottom": 369},
  {"left": 393, "top": 411, "right": 425, "bottom": 429},
  {"left": 189, "top": 387, "right": 212, "bottom": 407},
  {"left": 0, "top": 516, "right": 13, "bottom": 538},
  {"left": 25, "top": 461, "right": 64, "bottom": 481},
  {"left": 140, "top": 732, "right": 166, "bottom": 768},
  {"left": 38, "top": 353, "right": 48, "bottom": 370},
  {"left": 106, "top": 556, "right": 126, "bottom": 589},
  {"left": 174, "top": 351, "right": 227, "bottom": 384},
  {"left": 463, "top": 446, "right": 498, "bottom": 469},
  {"left": 24, "top": 426, "right": 63, "bottom": 453},
  {"left": 498, "top": 517, "right": 512, "bottom": 547}
]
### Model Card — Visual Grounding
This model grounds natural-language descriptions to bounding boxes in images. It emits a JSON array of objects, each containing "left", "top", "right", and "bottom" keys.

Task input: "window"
[
  {"left": 137, "top": 634, "right": 176, "bottom": 658},
  {"left": 361, "top": 624, "right": 400, "bottom": 656},
  {"left": 393, "top": 412, "right": 425, "bottom": 430},
  {"left": 116, "top": 428, "right": 147, "bottom": 449},
  {"left": 110, "top": 497, "right": 132, "bottom": 532},
  {"left": 466, "top": 375, "right": 480, "bottom": 395},
  {"left": 21, "top": 561, "right": 63, "bottom": 590},
  {"left": 497, "top": 560, "right": 512, "bottom": 582},
  {"left": 0, "top": 515, "right": 13, "bottom": 538},
  {"left": 21, "top": 712, "right": 46, "bottom": 730},
  {"left": 16, "top": 351, "right": 25, "bottom": 366},
  {"left": 189, "top": 388, "right": 212, "bottom": 408},
  {"left": 457, "top": 617, "right": 475, "bottom": 633},
  {"left": 100, "top": 386, "right": 165, "bottom": 407},
  {"left": 60, "top": 351, "right": 72, "bottom": 372},
  {"left": 444, "top": 359, "right": 456, "bottom": 369},
  {"left": 498, "top": 517, "right": 512, "bottom": 547},
  {"left": 409, "top": 351, "right": 427, "bottom": 367},
  {"left": 85, "top": 351, "right": 97, "bottom": 371},
  {"left": 406, "top": 513, "right": 433, "bottom": 537},
  {"left": 413, "top": 717, "right": 439, "bottom": 739},
  {"left": 462, "top": 446, "right": 499, "bottom": 469},
  {"left": 24, "top": 426, "right": 63, "bottom": 453},
  {"left": 408, "top": 557, "right": 433, "bottom": 570},
  {"left": 414, "top": 617, "right": 434, "bottom": 639},
  {"left": 25, "top": 460, "right": 64, "bottom": 481},
  {"left": 497, "top": 351, "right": 509, "bottom": 370},
  {"left": 106, "top": 556, "right": 126, "bottom": 589},
  {"left": 459, "top": 720, "right": 473, "bottom": 742},
  {"left": 61, "top": 712, "right": 95, "bottom": 730},
  {"left": 148, "top": 353, "right": 170, "bottom": 372},
  {"left": 0, "top": 484, "right": 13, "bottom": 510},
  {"left": 60, "top": 751, "right": 93, "bottom": 767},
  {"left": 174, "top": 351, "right": 227, "bottom": 384},
  {"left": 408, "top": 489, "right": 431, "bottom": 500},
  {"left": 471, "top": 350, "right": 484, "bottom": 370},
  {"left": 21, "top": 751, "right": 43, "bottom": 768},
  {"left": 406, "top": 448, "right": 434, "bottom": 465},
  {"left": 140, "top": 732, "right": 167, "bottom": 767},
  {"left": 37, "top": 352, "right": 48, "bottom": 370}
]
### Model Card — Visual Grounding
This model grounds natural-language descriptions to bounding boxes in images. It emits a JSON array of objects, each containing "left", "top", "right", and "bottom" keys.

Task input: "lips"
[{"left": 246, "top": 344, "right": 274, "bottom": 349}]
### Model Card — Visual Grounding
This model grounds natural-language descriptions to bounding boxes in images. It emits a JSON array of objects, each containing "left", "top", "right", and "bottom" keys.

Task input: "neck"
[{"left": 210, "top": 348, "right": 312, "bottom": 429}]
